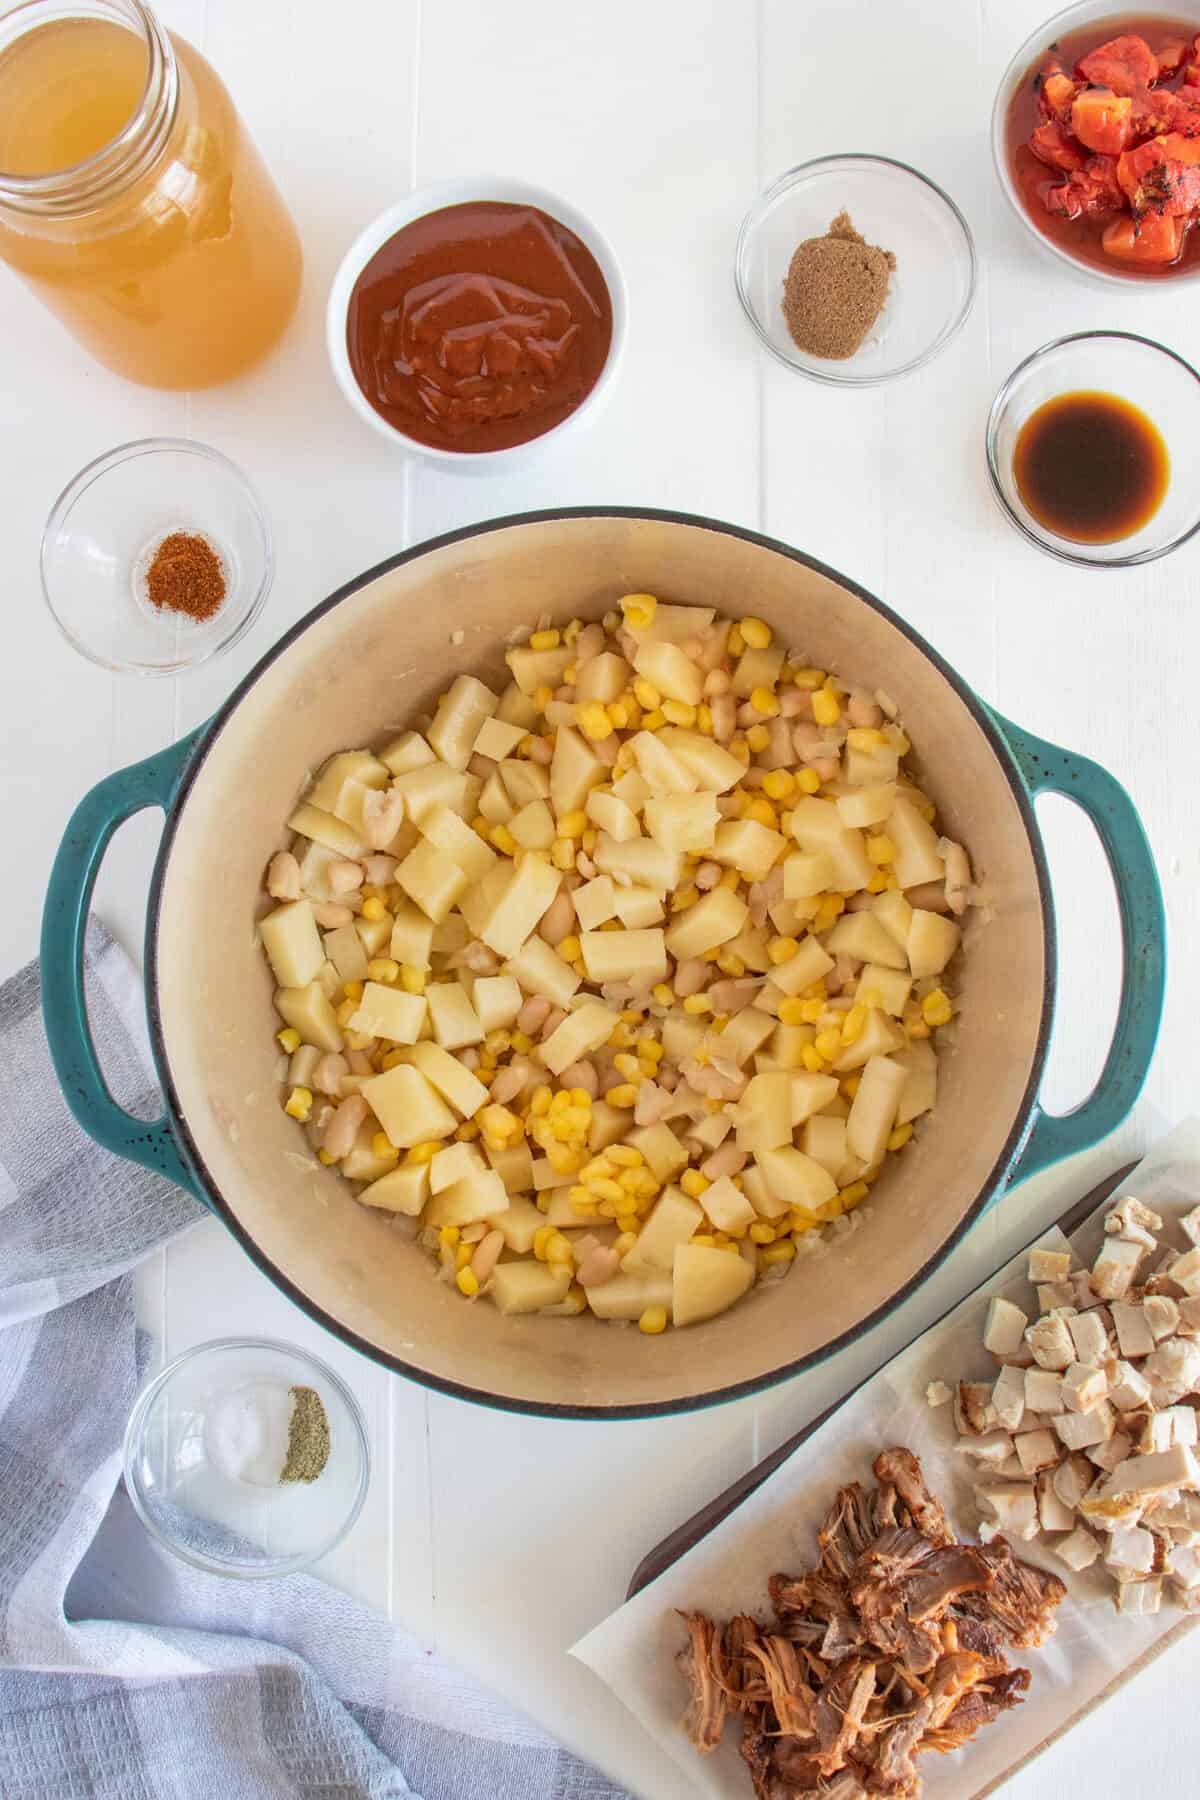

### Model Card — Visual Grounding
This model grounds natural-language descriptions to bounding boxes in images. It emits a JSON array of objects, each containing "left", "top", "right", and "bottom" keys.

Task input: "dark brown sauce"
[
  {"left": 1013, "top": 389, "right": 1169, "bottom": 542},
  {"left": 1005, "top": 13, "right": 1200, "bottom": 279}
]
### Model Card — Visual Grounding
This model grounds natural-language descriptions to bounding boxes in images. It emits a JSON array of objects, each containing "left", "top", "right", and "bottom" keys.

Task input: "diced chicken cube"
[
  {"left": 976, "top": 1481, "right": 1040, "bottom": 1541},
  {"left": 1093, "top": 1445, "right": 1200, "bottom": 1508},
  {"left": 1053, "top": 1524, "right": 1102, "bottom": 1572},
  {"left": 1071, "top": 1270, "right": 1106, "bottom": 1312},
  {"left": 924, "top": 1379, "right": 953, "bottom": 1408},
  {"left": 1029, "top": 1247, "right": 1072, "bottom": 1285},
  {"left": 955, "top": 1430, "right": 1015, "bottom": 1466},
  {"left": 1037, "top": 1281, "right": 1076, "bottom": 1314},
  {"left": 1107, "top": 1359, "right": 1152, "bottom": 1410},
  {"left": 1089, "top": 1431, "right": 1133, "bottom": 1473},
  {"left": 1181, "top": 1205, "right": 1200, "bottom": 1249},
  {"left": 1144, "top": 1295, "right": 1180, "bottom": 1342},
  {"left": 1090, "top": 1236, "right": 1146, "bottom": 1301},
  {"left": 1116, "top": 1579, "right": 1162, "bottom": 1617},
  {"left": 1027, "top": 1315, "right": 1075, "bottom": 1371},
  {"left": 1143, "top": 1337, "right": 1200, "bottom": 1400},
  {"left": 1167, "top": 1547, "right": 1200, "bottom": 1592},
  {"left": 1106, "top": 1524, "right": 1157, "bottom": 1575},
  {"left": 991, "top": 1363, "right": 1027, "bottom": 1432},
  {"left": 1024, "top": 1368, "right": 1066, "bottom": 1414},
  {"left": 1052, "top": 1454, "right": 1095, "bottom": 1510},
  {"left": 955, "top": 1381, "right": 994, "bottom": 1436},
  {"left": 1014, "top": 1427, "right": 1061, "bottom": 1475},
  {"left": 1068, "top": 1310, "right": 1111, "bottom": 1365},
  {"left": 1178, "top": 1296, "right": 1200, "bottom": 1336},
  {"left": 1062, "top": 1361, "right": 1108, "bottom": 1414},
  {"left": 1104, "top": 1194, "right": 1163, "bottom": 1249},
  {"left": 1110, "top": 1300, "right": 1156, "bottom": 1359},
  {"left": 1037, "top": 1471, "right": 1076, "bottom": 1533},
  {"left": 983, "top": 1296, "right": 1028, "bottom": 1357},
  {"left": 1054, "top": 1402, "right": 1116, "bottom": 1452},
  {"left": 1166, "top": 1246, "right": 1200, "bottom": 1297}
]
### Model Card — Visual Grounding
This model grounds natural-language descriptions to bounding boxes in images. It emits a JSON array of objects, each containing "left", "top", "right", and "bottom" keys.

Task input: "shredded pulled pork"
[{"left": 676, "top": 1446, "right": 1064, "bottom": 1798}]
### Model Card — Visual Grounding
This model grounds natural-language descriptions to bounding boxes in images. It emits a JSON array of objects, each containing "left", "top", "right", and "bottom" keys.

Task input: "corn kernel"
[
  {"left": 361, "top": 897, "right": 386, "bottom": 922},
  {"left": 533, "top": 1225, "right": 557, "bottom": 1262},
  {"left": 739, "top": 615, "right": 772, "bottom": 649},
  {"left": 777, "top": 996, "right": 806, "bottom": 1026},
  {"left": 726, "top": 623, "right": 745, "bottom": 656},
  {"left": 545, "top": 1231, "right": 574, "bottom": 1265},
  {"left": 490, "top": 824, "right": 518, "bottom": 855},
  {"left": 554, "top": 810, "right": 587, "bottom": 841},
  {"left": 768, "top": 935, "right": 799, "bottom": 965},
  {"left": 577, "top": 701, "right": 612, "bottom": 741},
  {"left": 743, "top": 797, "right": 778, "bottom": 829},
  {"left": 749, "top": 1222, "right": 776, "bottom": 1244},
  {"left": 533, "top": 683, "right": 555, "bottom": 712},
  {"left": 283, "top": 1086, "right": 312, "bottom": 1121},
  {"left": 611, "top": 1210, "right": 638, "bottom": 1236},
  {"left": 551, "top": 838, "right": 575, "bottom": 870},
  {"left": 716, "top": 951, "right": 746, "bottom": 977},
  {"left": 406, "top": 1140, "right": 444, "bottom": 1165},
  {"left": 729, "top": 738, "right": 751, "bottom": 766},
  {"left": 790, "top": 1207, "right": 818, "bottom": 1233},
  {"left": 745, "top": 724, "right": 771, "bottom": 755},
  {"left": 370, "top": 1132, "right": 396, "bottom": 1159},
  {"left": 762, "top": 1240, "right": 796, "bottom": 1266},
  {"left": 792, "top": 667, "right": 825, "bottom": 690},
  {"left": 620, "top": 592, "right": 657, "bottom": 631},
  {"left": 659, "top": 698, "right": 695, "bottom": 728},
  {"left": 839, "top": 1180, "right": 870, "bottom": 1210},
  {"left": 547, "top": 1142, "right": 582, "bottom": 1174},
  {"left": 436, "top": 1226, "right": 461, "bottom": 1252},
  {"left": 922, "top": 988, "right": 953, "bottom": 1027},
  {"left": 317, "top": 1148, "right": 335, "bottom": 1165},
  {"left": 452, "top": 1243, "right": 474, "bottom": 1272},
  {"left": 840, "top": 1004, "right": 867, "bottom": 1046},
  {"left": 395, "top": 963, "right": 425, "bottom": 996},
  {"left": 456, "top": 1267, "right": 480, "bottom": 1298},
  {"left": 611, "top": 1052, "right": 640, "bottom": 1080},
  {"left": 638, "top": 1305, "right": 669, "bottom": 1334},
  {"left": 276, "top": 1027, "right": 301, "bottom": 1054},
  {"left": 680, "top": 1169, "right": 709, "bottom": 1199},
  {"left": 749, "top": 685, "right": 778, "bottom": 717},
  {"left": 633, "top": 677, "right": 661, "bottom": 710},
  {"left": 866, "top": 834, "right": 896, "bottom": 866},
  {"left": 801, "top": 1044, "right": 826, "bottom": 1074},
  {"left": 556, "top": 936, "right": 581, "bottom": 967},
  {"left": 846, "top": 726, "right": 886, "bottom": 749},
  {"left": 607, "top": 699, "right": 631, "bottom": 730},
  {"left": 697, "top": 704, "right": 714, "bottom": 735},
  {"left": 455, "top": 1120, "right": 481, "bottom": 1142},
  {"left": 888, "top": 1123, "right": 913, "bottom": 1152},
  {"left": 342, "top": 979, "right": 364, "bottom": 1001},
  {"left": 761, "top": 768, "right": 795, "bottom": 801},
  {"left": 796, "top": 767, "right": 821, "bottom": 794},
  {"left": 652, "top": 983, "right": 674, "bottom": 1007},
  {"left": 367, "top": 957, "right": 400, "bottom": 985},
  {"left": 605, "top": 1083, "right": 638, "bottom": 1108},
  {"left": 811, "top": 689, "right": 841, "bottom": 726},
  {"left": 529, "top": 627, "right": 561, "bottom": 651},
  {"left": 564, "top": 617, "right": 582, "bottom": 643},
  {"left": 682, "top": 993, "right": 713, "bottom": 1015},
  {"left": 641, "top": 708, "right": 666, "bottom": 732},
  {"left": 865, "top": 870, "right": 888, "bottom": 893},
  {"left": 814, "top": 1028, "right": 843, "bottom": 1062}
]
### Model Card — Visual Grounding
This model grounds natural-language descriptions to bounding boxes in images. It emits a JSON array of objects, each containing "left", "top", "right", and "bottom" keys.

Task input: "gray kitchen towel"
[{"left": 0, "top": 920, "right": 630, "bottom": 1800}]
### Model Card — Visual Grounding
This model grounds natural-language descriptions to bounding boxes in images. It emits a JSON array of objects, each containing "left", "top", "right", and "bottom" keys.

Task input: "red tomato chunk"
[{"left": 1076, "top": 32, "right": 1159, "bottom": 95}]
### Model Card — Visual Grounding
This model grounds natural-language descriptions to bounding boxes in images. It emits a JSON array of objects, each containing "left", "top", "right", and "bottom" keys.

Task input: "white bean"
[
  {"left": 847, "top": 692, "right": 882, "bottom": 728},
  {"left": 489, "top": 1063, "right": 528, "bottom": 1105},
  {"left": 557, "top": 1060, "right": 599, "bottom": 1098},
  {"left": 792, "top": 721, "right": 822, "bottom": 757},
  {"left": 538, "top": 889, "right": 576, "bottom": 946},
  {"left": 701, "top": 1143, "right": 747, "bottom": 1182},
  {"left": 463, "top": 941, "right": 500, "bottom": 975},
  {"left": 363, "top": 854, "right": 398, "bottom": 886},
  {"left": 813, "top": 756, "right": 840, "bottom": 783},
  {"left": 458, "top": 1047, "right": 481, "bottom": 1070},
  {"left": 541, "top": 1007, "right": 567, "bottom": 1039},
  {"left": 312, "top": 902, "right": 354, "bottom": 928},
  {"left": 575, "top": 852, "right": 597, "bottom": 880},
  {"left": 266, "top": 850, "right": 301, "bottom": 900},
  {"left": 518, "top": 995, "right": 551, "bottom": 1036},
  {"left": 527, "top": 734, "right": 553, "bottom": 764},
  {"left": 710, "top": 694, "right": 736, "bottom": 743},
  {"left": 361, "top": 786, "right": 406, "bottom": 850},
  {"left": 574, "top": 622, "right": 605, "bottom": 664},
  {"left": 673, "top": 958, "right": 708, "bottom": 998},
  {"left": 460, "top": 1221, "right": 488, "bottom": 1244},
  {"left": 592, "top": 731, "right": 619, "bottom": 767},
  {"left": 703, "top": 667, "right": 731, "bottom": 697},
  {"left": 907, "top": 880, "right": 951, "bottom": 915},
  {"left": 322, "top": 1094, "right": 367, "bottom": 1162},
  {"left": 695, "top": 860, "right": 721, "bottom": 891},
  {"left": 468, "top": 753, "right": 494, "bottom": 780},
  {"left": 943, "top": 840, "right": 972, "bottom": 915},
  {"left": 576, "top": 1245, "right": 620, "bottom": 1287},
  {"left": 328, "top": 859, "right": 365, "bottom": 895},
  {"left": 313, "top": 1053, "right": 348, "bottom": 1096},
  {"left": 779, "top": 686, "right": 810, "bottom": 719},
  {"left": 471, "top": 1230, "right": 505, "bottom": 1285}
]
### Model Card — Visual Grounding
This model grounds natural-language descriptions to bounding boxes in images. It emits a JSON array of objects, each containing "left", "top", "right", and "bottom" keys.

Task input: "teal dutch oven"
[{"left": 41, "top": 511, "right": 1165, "bottom": 1418}]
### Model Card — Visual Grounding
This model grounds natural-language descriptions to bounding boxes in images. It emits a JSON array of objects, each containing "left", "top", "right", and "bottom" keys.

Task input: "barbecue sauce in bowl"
[
  {"left": 345, "top": 201, "right": 613, "bottom": 453},
  {"left": 1012, "top": 389, "right": 1169, "bottom": 543}
]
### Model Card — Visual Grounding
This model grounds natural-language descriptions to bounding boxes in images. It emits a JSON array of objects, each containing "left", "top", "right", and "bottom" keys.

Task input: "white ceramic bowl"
[{"left": 325, "top": 177, "right": 627, "bottom": 473}]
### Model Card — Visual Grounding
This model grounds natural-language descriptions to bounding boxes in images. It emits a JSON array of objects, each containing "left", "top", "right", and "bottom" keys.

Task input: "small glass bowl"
[
  {"left": 41, "top": 438, "right": 273, "bottom": 675},
  {"left": 735, "top": 155, "right": 976, "bottom": 386},
  {"left": 986, "top": 330, "right": 1200, "bottom": 567},
  {"left": 123, "top": 1338, "right": 370, "bottom": 1579}
]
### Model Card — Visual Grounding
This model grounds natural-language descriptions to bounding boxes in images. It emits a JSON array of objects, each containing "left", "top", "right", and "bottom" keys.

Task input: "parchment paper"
[{"left": 571, "top": 1122, "right": 1200, "bottom": 1799}]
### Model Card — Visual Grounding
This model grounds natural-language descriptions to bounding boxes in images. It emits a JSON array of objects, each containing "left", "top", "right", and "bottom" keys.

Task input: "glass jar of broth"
[{"left": 0, "top": 0, "right": 302, "bottom": 388}]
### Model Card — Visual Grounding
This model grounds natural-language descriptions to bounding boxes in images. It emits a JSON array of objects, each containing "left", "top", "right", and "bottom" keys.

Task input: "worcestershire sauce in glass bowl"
[{"left": 1012, "top": 389, "right": 1169, "bottom": 543}]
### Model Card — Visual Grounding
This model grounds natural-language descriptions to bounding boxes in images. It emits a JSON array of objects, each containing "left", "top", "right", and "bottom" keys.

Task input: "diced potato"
[
  {"left": 893, "top": 1040, "right": 938, "bottom": 1126},
  {"left": 421, "top": 805, "right": 498, "bottom": 881},
  {"left": 458, "top": 864, "right": 515, "bottom": 940},
  {"left": 907, "top": 910, "right": 961, "bottom": 979},
  {"left": 783, "top": 851, "right": 833, "bottom": 899},
  {"left": 396, "top": 838, "right": 468, "bottom": 923},
  {"left": 355, "top": 912, "right": 392, "bottom": 956},
  {"left": 431, "top": 914, "right": 470, "bottom": 954},
  {"left": 348, "top": 982, "right": 427, "bottom": 1044},
  {"left": 486, "top": 1194, "right": 542, "bottom": 1252},
  {"left": 274, "top": 981, "right": 344, "bottom": 1053},
  {"left": 379, "top": 731, "right": 436, "bottom": 775},
  {"left": 790, "top": 1070, "right": 840, "bottom": 1124},
  {"left": 765, "top": 935, "right": 835, "bottom": 997},
  {"left": 358, "top": 1162, "right": 429, "bottom": 1215},
  {"left": 314, "top": 959, "right": 341, "bottom": 1002},
  {"left": 322, "top": 921, "right": 370, "bottom": 984},
  {"left": 734, "top": 1071, "right": 792, "bottom": 1153},
  {"left": 787, "top": 798, "right": 872, "bottom": 889},
  {"left": 539, "top": 1001, "right": 618, "bottom": 1076},
  {"left": 844, "top": 740, "right": 900, "bottom": 785},
  {"left": 573, "top": 876, "right": 617, "bottom": 932},
  {"left": 544, "top": 1190, "right": 603, "bottom": 1225},
  {"left": 491, "top": 1260, "right": 572, "bottom": 1314},
  {"left": 732, "top": 643, "right": 785, "bottom": 697},
  {"left": 580, "top": 928, "right": 667, "bottom": 985},
  {"left": 629, "top": 729, "right": 697, "bottom": 794},
  {"left": 477, "top": 856, "right": 561, "bottom": 959},
  {"left": 633, "top": 640, "right": 704, "bottom": 706},
  {"left": 664, "top": 887, "right": 749, "bottom": 960},
  {"left": 586, "top": 790, "right": 640, "bottom": 842},
  {"left": 483, "top": 1139, "right": 535, "bottom": 1196},
  {"left": 611, "top": 768, "right": 651, "bottom": 809},
  {"left": 625, "top": 601, "right": 714, "bottom": 644},
  {"left": 389, "top": 901, "right": 435, "bottom": 971},
  {"left": 287, "top": 802, "right": 367, "bottom": 860},
  {"left": 478, "top": 771, "right": 515, "bottom": 825},
  {"left": 661, "top": 1011, "right": 707, "bottom": 1062},
  {"left": 767, "top": 1021, "right": 813, "bottom": 1069},
  {"left": 507, "top": 643, "right": 573, "bottom": 695},
  {"left": 627, "top": 1121, "right": 689, "bottom": 1183},
  {"left": 506, "top": 934, "right": 582, "bottom": 1008},
  {"left": 495, "top": 681, "right": 539, "bottom": 729},
  {"left": 622, "top": 1187, "right": 703, "bottom": 1273},
  {"left": 509, "top": 800, "right": 556, "bottom": 850},
  {"left": 832, "top": 1007, "right": 906, "bottom": 1073},
  {"left": 341, "top": 1123, "right": 401, "bottom": 1183},
  {"left": 659, "top": 730, "right": 744, "bottom": 793},
  {"left": 855, "top": 963, "right": 912, "bottom": 1016},
  {"left": 718, "top": 1006, "right": 777, "bottom": 1067},
  {"left": 551, "top": 724, "right": 607, "bottom": 816},
  {"left": 393, "top": 762, "right": 474, "bottom": 825},
  {"left": 295, "top": 840, "right": 343, "bottom": 904},
  {"left": 835, "top": 784, "right": 896, "bottom": 829},
  {"left": 710, "top": 819, "right": 787, "bottom": 883},
  {"left": 362, "top": 1064, "right": 457, "bottom": 1147},
  {"left": 574, "top": 650, "right": 629, "bottom": 704},
  {"left": 588, "top": 1100, "right": 629, "bottom": 1154},
  {"left": 429, "top": 1140, "right": 487, "bottom": 1193},
  {"left": 824, "top": 913, "right": 908, "bottom": 972},
  {"left": 585, "top": 1268, "right": 674, "bottom": 1321},
  {"left": 889, "top": 796, "right": 946, "bottom": 888},
  {"left": 742, "top": 1162, "right": 789, "bottom": 1219},
  {"left": 260, "top": 900, "right": 324, "bottom": 989},
  {"left": 426, "top": 981, "right": 483, "bottom": 1050},
  {"left": 593, "top": 832, "right": 681, "bottom": 894},
  {"left": 408, "top": 1040, "right": 490, "bottom": 1117},
  {"left": 427, "top": 1167, "right": 510, "bottom": 1228},
  {"left": 308, "top": 750, "right": 390, "bottom": 814},
  {"left": 472, "top": 974, "right": 522, "bottom": 1033},
  {"left": 673, "top": 1244, "right": 754, "bottom": 1327},
  {"left": 644, "top": 793, "right": 719, "bottom": 854},
  {"left": 873, "top": 888, "right": 913, "bottom": 948},
  {"left": 756, "top": 1145, "right": 838, "bottom": 1210},
  {"left": 497, "top": 758, "right": 551, "bottom": 808},
  {"left": 846, "top": 1054, "right": 906, "bottom": 1165},
  {"left": 801, "top": 1114, "right": 848, "bottom": 1178},
  {"left": 427, "top": 674, "right": 498, "bottom": 771},
  {"left": 702, "top": 1174, "right": 757, "bottom": 1234},
  {"left": 473, "top": 716, "right": 526, "bottom": 761}
]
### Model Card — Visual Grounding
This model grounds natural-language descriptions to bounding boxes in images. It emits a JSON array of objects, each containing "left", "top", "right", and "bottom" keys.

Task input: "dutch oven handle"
[
  {"left": 989, "top": 712, "right": 1165, "bottom": 1189},
  {"left": 41, "top": 729, "right": 210, "bottom": 1203}
]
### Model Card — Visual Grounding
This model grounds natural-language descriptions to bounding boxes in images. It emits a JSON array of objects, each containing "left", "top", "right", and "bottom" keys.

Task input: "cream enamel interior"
[{"left": 153, "top": 514, "right": 1046, "bottom": 1413}]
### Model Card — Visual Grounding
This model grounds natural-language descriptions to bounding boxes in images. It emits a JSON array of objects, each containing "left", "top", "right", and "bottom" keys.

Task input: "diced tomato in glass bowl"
[{"left": 994, "top": 6, "right": 1200, "bottom": 281}]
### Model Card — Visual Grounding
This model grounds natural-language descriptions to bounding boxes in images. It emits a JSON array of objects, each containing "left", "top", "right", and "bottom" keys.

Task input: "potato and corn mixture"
[{"left": 258, "top": 597, "right": 975, "bottom": 1334}]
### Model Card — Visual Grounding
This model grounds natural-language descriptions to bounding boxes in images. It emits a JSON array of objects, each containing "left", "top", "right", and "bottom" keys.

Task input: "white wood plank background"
[{"left": 1, "top": 1, "right": 1197, "bottom": 1793}]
